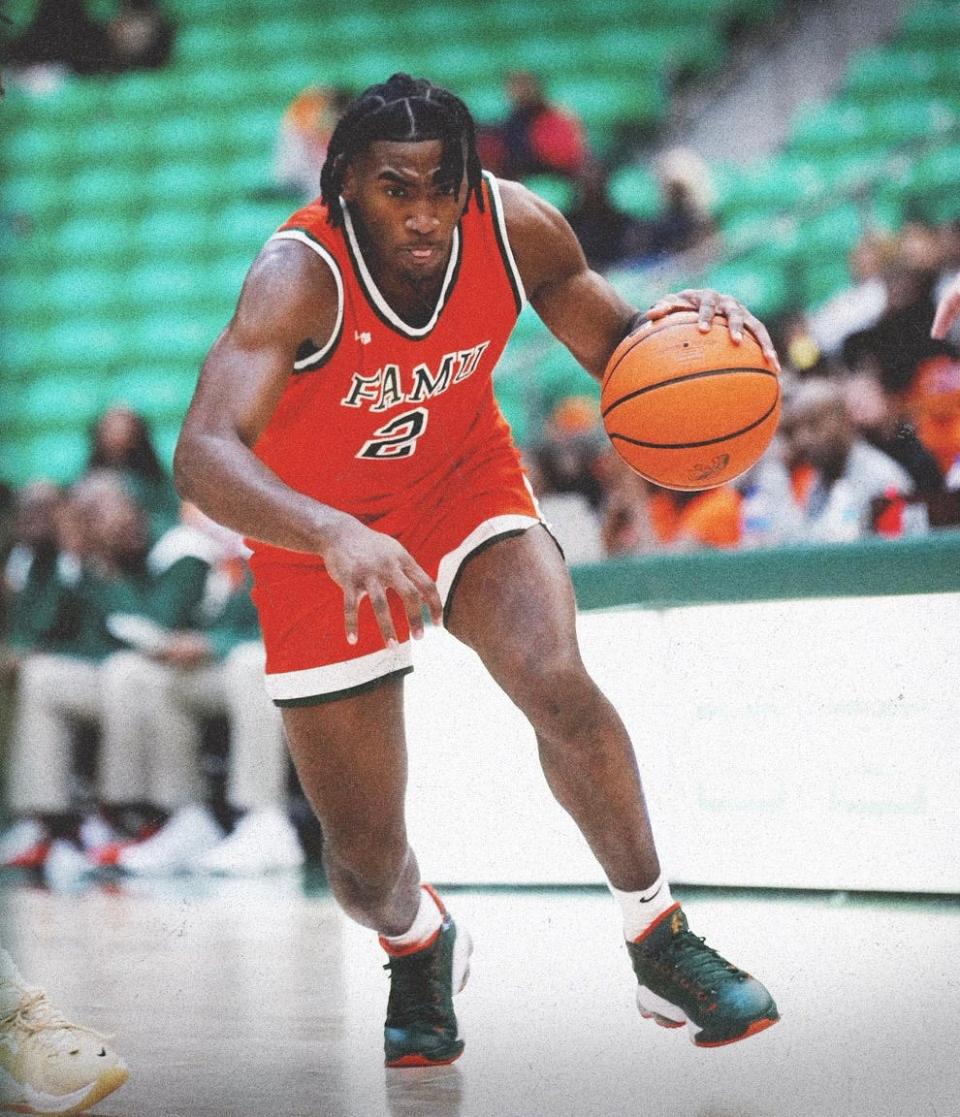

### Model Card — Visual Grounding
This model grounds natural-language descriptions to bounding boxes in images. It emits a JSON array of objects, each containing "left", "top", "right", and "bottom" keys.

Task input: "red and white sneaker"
[{"left": 0, "top": 819, "right": 51, "bottom": 870}]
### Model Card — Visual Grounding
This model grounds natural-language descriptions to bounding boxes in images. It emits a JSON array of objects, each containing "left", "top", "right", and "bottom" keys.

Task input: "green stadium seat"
[
  {"left": 862, "top": 97, "right": 957, "bottom": 146},
  {"left": 150, "top": 113, "right": 233, "bottom": 159},
  {"left": 71, "top": 166, "right": 142, "bottom": 212},
  {"left": 129, "top": 315, "right": 221, "bottom": 364},
  {"left": 790, "top": 100, "right": 870, "bottom": 155},
  {"left": 801, "top": 258, "right": 854, "bottom": 309},
  {"left": 522, "top": 174, "right": 575, "bottom": 213},
  {"left": 702, "top": 257, "right": 790, "bottom": 319},
  {"left": 126, "top": 262, "right": 204, "bottom": 310},
  {"left": 59, "top": 216, "right": 136, "bottom": 266},
  {"left": 108, "top": 71, "right": 169, "bottom": 116},
  {"left": 845, "top": 47, "right": 938, "bottom": 102},
  {"left": 1, "top": 430, "right": 91, "bottom": 486},
  {"left": 135, "top": 208, "right": 215, "bottom": 262},
  {"left": 17, "top": 373, "right": 109, "bottom": 429},
  {"left": 794, "top": 201, "right": 863, "bottom": 258},
  {"left": 899, "top": 2, "right": 960, "bottom": 47},
  {"left": 608, "top": 164, "right": 662, "bottom": 220},
  {"left": 45, "top": 320, "right": 133, "bottom": 369},
  {"left": 4, "top": 124, "right": 72, "bottom": 172},
  {"left": 109, "top": 366, "right": 197, "bottom": 424},
  {"left": 0, "top": 172, "right": 70, "bottom": 221},
  {"left": 145, "top": 161, "right": 226, "bottom": 208}
]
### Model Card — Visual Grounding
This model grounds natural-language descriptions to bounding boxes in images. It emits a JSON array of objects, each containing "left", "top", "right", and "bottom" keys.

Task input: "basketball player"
[{"left": 175, "top": 74, "right": 782, "bottom": 1067}]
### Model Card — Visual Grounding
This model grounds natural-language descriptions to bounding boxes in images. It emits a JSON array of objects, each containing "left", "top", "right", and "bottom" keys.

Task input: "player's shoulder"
[
  {"left": 493, "top": 176, "right": 569, "bottom": 238},
  {"left": 240, "top": 228, "right": 342, "bottom": 319},
  {"left": 490, "top": 175, "right": 585, "bottom": 294}
]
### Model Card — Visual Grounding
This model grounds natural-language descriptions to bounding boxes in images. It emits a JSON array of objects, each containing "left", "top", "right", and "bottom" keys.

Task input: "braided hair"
[{"left": 320, "top": 73, "right": 485, "bottom": 228}]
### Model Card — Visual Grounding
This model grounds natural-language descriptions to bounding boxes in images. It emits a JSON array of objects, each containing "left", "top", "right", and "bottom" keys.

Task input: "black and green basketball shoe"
[
  {"left": 627, "top": 904, "right": 779, "bottom": 1047},
  {"left": 383, "top": 904, "right": 472, "bottom": 1067}
]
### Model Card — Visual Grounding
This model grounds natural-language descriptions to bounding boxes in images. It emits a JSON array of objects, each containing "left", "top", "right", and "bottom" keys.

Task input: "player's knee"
[{"left": 510, "top": 654, "right": 603, "bottom": 739}]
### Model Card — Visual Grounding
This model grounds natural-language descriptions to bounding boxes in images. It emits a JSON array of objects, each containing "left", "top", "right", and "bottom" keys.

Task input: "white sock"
[
  {"left": 0, "top": 949, "right": 29, "bottom": 1016},
  {"left": 380, "top": 885, "right": 444, "bottom": 955},
  {"left": 609, "top": 874, "right": 677, "bottom": 942}
]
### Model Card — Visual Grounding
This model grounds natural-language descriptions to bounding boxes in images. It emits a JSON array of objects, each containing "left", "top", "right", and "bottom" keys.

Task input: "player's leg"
[
  {"left": 280, "top": 677, "right": 470, "bottom": 1066},
  {"left": 445, "top": 524, "right": 778, "bottom": 1046},
  {"left": 280, "top": 677, "right": 419, "bottom": 935},
  {"left": 446, "top": 525, "right": 660, "bottom": 891}
]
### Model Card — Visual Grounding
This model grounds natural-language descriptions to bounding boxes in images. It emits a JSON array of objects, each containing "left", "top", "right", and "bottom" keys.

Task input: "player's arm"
[
  {"left": 174, "top": 242, "right": 441, "bottom": 645},
  {"left": 931, "top": 272, "right": 960, "bottom": 339},
  {"left": 499, "top": 179, "right": 780, "bottom": 375}
]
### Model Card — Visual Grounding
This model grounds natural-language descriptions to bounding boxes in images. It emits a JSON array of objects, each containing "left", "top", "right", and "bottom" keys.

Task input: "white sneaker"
[
  {"left": 0, "top": 986, "right": 128, "bottom": 1116},
  {"left": 189, "top": 807, "right": 305, "bottom": 875},
  {"left": 0, "top": 818, "right": 48, "bottom": 867},
  {"left": 116, "top": 804, "right": 224, "bottom": 875},
  {"left": 42, "top": 841, "right": 94, "bottom": 893}
]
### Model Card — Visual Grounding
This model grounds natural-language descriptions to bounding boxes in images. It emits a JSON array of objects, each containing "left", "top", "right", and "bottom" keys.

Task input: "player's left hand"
[{"left": 646, "top": 287, "right": 781, "bottom": 373}]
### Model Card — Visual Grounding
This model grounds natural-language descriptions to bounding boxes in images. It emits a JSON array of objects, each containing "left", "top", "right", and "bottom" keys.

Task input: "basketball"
[{"left": 601, "top": 310, "right": 781, "bottom": 490}]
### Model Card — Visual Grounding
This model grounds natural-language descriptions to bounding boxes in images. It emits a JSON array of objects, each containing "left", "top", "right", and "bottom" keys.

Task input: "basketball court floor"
[{"left": 2, "top": 871, "right": 957, "bottom": 1117}]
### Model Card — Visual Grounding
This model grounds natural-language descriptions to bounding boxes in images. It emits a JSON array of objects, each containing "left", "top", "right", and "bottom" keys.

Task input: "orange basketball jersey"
[{"left": 250, "top": 171, "right": 526, "bottom": 565}]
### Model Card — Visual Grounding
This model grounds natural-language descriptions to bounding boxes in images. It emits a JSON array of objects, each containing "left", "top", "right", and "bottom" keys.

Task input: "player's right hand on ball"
[{"left": 321, "top": 517, "right": 443, "bottom": 648}]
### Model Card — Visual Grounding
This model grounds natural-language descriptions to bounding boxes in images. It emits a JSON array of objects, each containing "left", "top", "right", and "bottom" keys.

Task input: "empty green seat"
[
  {"left": 71, "top": 166, "right": 142, "bottom": 211},
  {"left": 18, "top": 373, "right": 109, "bottom": 429},
  {"left": 845, "top": 47, "right": 938, "bottom": 102},
  {"left": 522, "top": 174, "right": 575, "bottom": 213},
  {"left": 1, "top": 430, "right": 91, "bottom": 486},
  {"left": 150, "top": 113, "right": 232, "bottom": 159},
  {"left": 863, "top": 97, "right": 957, "bottom": 146},
  {"left": 4, "top": 124, "right": 70, "bottom": 172},
  {"left": 701, "top": 258, "right": 790, "bottom": 319},
  {"left": 608, "top": 164, "right": 662, "bottom": 220},
  {"left": 60, "top": 216, "right": 136, "bottom": 265},
  {"left": 145, "top": 161, "right": 225, "bottom": 207},
  {"left": 135, "top": 208, "right": 215, "bottom": 261},
  {"left": 790, "top": 100, "right": 870, "bottom": 155},
  {"left": 109, "top": 366, "right": 197, "bottom": 423}
]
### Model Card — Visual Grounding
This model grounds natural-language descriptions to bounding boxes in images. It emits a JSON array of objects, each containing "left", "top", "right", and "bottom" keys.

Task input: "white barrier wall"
[{"left": 402, "top": 593, "right": 960, "bottom": 892}]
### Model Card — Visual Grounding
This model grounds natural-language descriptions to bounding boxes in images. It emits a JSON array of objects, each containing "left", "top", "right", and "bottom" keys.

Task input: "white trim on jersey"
[
  {"left": 269, "top": 229, "right": 345, "bottom": 368},
  {"left": 483, "top": 171, "right": 527, "bottom": 309},
  {"left": 339, "top": 197, "right": 461, "bottom": 338},
  {"left": 436, "top": 513, "right": 542, "bottom": 604},
  {"left": 265, "top": 641, "right": 414, "bottom": 702}
]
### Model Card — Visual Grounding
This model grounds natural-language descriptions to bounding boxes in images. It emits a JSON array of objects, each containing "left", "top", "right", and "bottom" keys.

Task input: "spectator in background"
[
  {"left": 102, "top": 0, "right": 175, "bottom": 73},
  {"left": 0, "top": 472, "right": 209, "bottom": 871},
  {"left": 783, "top": 377, "right": 915, "bottom": 541},
  {"left": 841, "top": 368, "right": 943, "bottom": 496},
  {"left": 598, "top": 452, "right": 743, "bottom": 555},
  {"left": 480, "top": 70, "right": 589, "bottom": 181},
  {"left": 85, "top": 406, "right": 179, "bottom": 542},
  {"left": 1, "top": 481, "right": 72, "bottom": 675},
  {"left": 843, "top": 222, "right": 954, "bottom": 396},
  {"left": 634, "top": 147, "right": 716, "bottom": 265},
  {"left": 906, "top": 355, "right": 960, "bottom": 490},
  {"left": 529, "top": 397, "right": 607, "bottom": 564},
  {"left": 273, "top": 83, "right": 353, "bottom": 200},
  {"left": 1, "top": 0, "right": 110, "bottom": 85},
  {"left": 92, "top": 504, "right": 303, "bottom": 876},
  {"left": 809, "top": 230, "right": 895, "bottom": 357},
  {"left": 566, "top": 161, "right": 645, "bottom": 273}
]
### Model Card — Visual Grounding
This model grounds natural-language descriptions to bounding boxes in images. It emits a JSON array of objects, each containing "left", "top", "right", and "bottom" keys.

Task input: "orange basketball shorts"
[{"left": 249, "top": 450, "right": 542, "bottom": 706}]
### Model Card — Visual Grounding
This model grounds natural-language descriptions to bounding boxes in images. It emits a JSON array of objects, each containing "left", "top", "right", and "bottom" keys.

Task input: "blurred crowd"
[
  {"left": 0, "top": 406, "right": 311, "bottom": 880},
  {"left": 528, "top": 218, "right": 960, "bottom": 563},
  {"left": 0, "top": 0, "right": 175, "bottom": 93},
  {"left": 272, "top": 69, "right": 716, "bottom": 272}
]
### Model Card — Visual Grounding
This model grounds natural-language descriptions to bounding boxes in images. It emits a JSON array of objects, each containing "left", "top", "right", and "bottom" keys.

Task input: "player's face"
[{"left": 342, "top": 139, "right": 468, "bottom": 283}]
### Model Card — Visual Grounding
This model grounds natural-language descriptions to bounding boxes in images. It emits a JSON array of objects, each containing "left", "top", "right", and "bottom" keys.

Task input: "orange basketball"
[{"left": 601, "top": 311, "right": 781, "bottom": 491}]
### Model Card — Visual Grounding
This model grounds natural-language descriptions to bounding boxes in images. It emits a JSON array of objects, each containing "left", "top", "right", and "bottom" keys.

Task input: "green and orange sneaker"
[
  {"left": 382, "top": 898, "right": 472, "bottom": 1068},
  {"left": 627, "top": 904, "right": 779, "bottom": 1047}
]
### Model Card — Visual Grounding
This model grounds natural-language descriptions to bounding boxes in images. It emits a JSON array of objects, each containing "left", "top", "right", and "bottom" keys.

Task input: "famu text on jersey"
[{"left": 341, "top": 341, "right": 491, "bottom": 413}]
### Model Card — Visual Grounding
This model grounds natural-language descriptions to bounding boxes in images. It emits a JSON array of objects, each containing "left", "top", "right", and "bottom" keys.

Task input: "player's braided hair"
[{"left": 320, "top": 73, "right": 485, "bottom": 227}]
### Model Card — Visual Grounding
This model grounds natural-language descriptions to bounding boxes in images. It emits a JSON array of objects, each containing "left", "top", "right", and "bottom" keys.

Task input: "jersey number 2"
[{"left": 356, "top": 408, "right": 429, "bottom": 460}]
